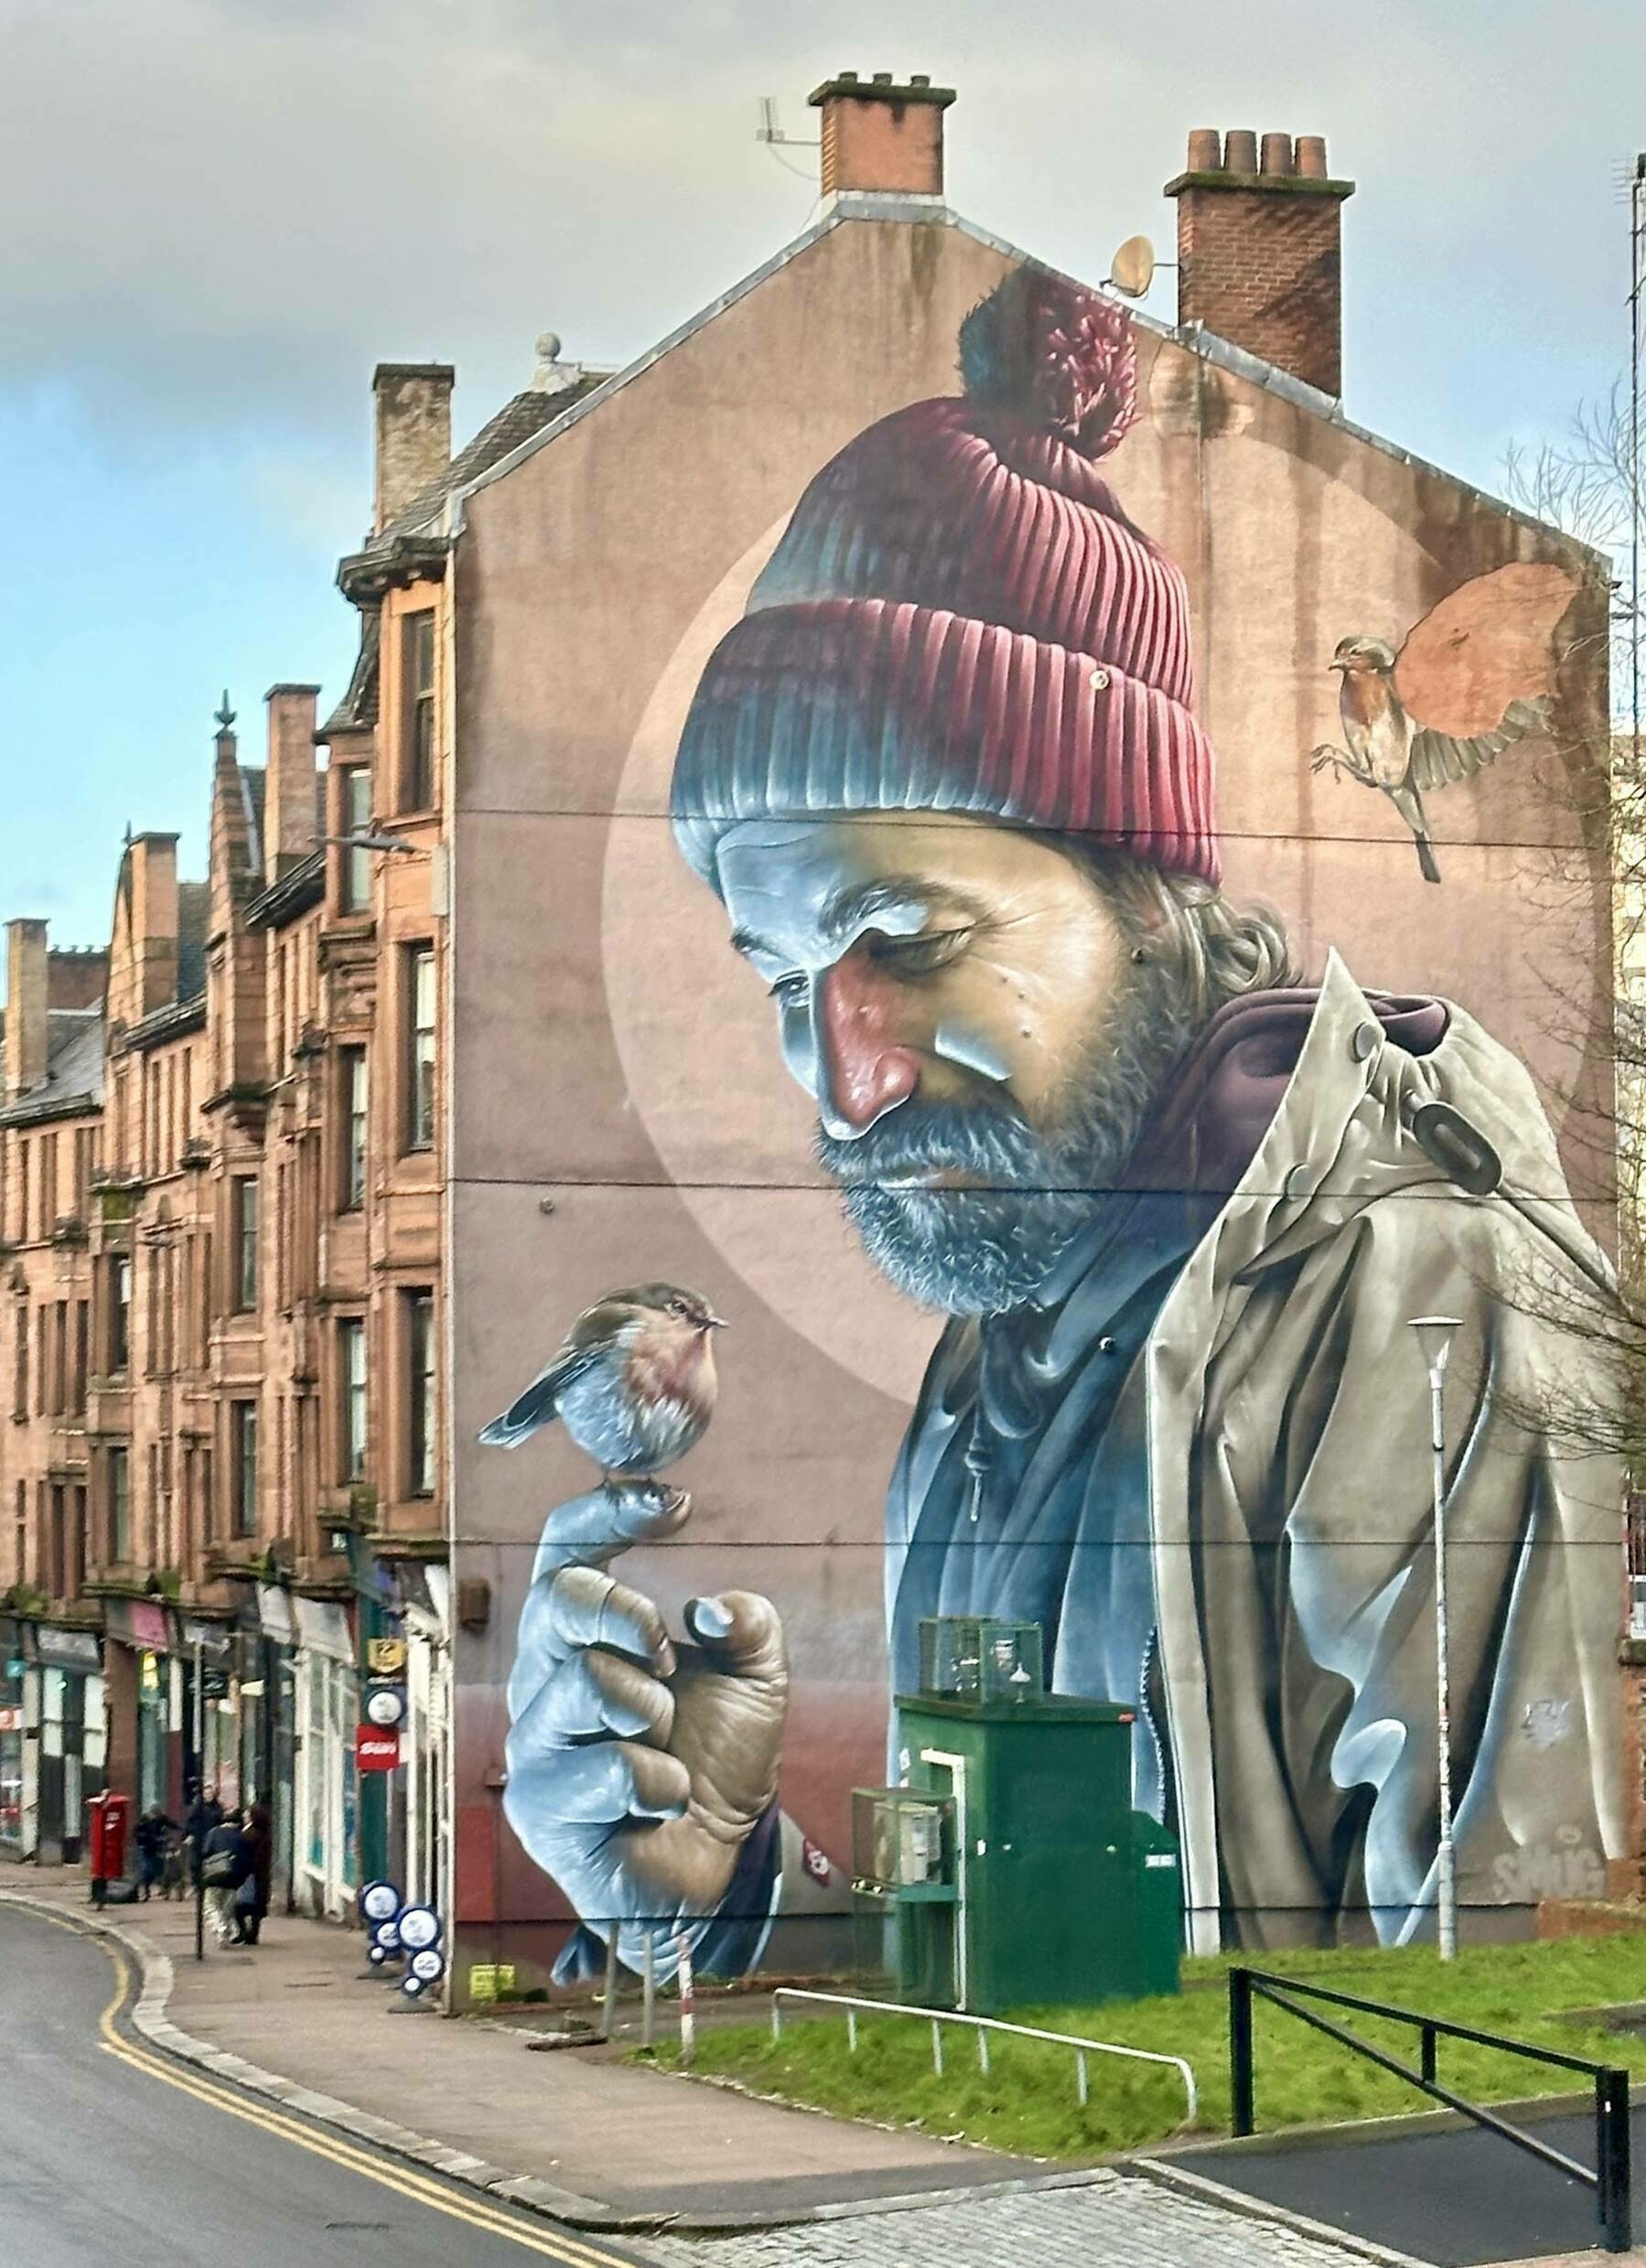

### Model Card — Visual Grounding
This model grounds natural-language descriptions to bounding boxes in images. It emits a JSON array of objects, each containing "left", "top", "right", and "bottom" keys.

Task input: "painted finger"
[
  {"left": 507, "top": 1738, "right": 691, "bottom": 1826},
  {"left": 508, "top": 1646, "right": 675, "bottom": 1754},
  {"left": 683, "top": 1590, "right": 788, "bottom": 1685},
  {"left": 530, "top": 1481, "right": 693, "bottom": 1584},
  {"left": 515, "top": 1565, "right": 675, "bottom": 1678}
]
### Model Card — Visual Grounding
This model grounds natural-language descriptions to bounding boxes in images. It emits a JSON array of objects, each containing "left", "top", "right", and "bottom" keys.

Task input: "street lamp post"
[{"left": 1410, "top": 1316, "right": 1463, "bottom": 1961}]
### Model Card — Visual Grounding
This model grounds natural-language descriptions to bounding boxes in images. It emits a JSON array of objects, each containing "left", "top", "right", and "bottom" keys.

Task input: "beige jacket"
[{"left": 1146, "top": 951, "right": 1627, "bottom": 1952}]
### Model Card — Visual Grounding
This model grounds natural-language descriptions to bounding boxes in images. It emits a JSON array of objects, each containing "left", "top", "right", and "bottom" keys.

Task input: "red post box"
[{"left": 87, "top": 1790, "right": 131, "bottom": 1903}]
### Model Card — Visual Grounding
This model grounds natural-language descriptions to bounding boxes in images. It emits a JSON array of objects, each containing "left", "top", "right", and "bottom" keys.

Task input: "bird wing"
[
  {"left": 1392, "top": 562, "right": 1578, "bottom": 738},
  {"left": 1407, "top": 695, "right": 1554, "bottom": 793},
  {"left": 478, "top": 1342, "right": 599, "bottom": 1449}
]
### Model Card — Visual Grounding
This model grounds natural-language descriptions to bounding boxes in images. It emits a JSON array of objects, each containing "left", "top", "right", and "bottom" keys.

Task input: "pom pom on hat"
[{"left": 959, "top": 267, "right": 1138, "bottom": 460}]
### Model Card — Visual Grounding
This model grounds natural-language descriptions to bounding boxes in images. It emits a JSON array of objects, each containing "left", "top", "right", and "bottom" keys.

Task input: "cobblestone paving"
[{"left": 645, "top": 2169, "right": 1413, "bottom": 2267}]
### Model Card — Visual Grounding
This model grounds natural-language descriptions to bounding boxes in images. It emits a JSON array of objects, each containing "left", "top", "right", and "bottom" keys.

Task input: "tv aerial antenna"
[{"left": 757, "top": 97, "right": 819, "bottom": 182}]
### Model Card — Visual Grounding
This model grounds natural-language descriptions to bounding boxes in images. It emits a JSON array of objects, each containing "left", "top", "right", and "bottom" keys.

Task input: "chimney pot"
[
  {"left": 1260, "top": 131, "right": 1295, "bottom": 177},
  {"left": 1222, "top": 129, "right": 1259, "bottom": 174},
  {"left": 1296, "top": 134, "right": 1329, "bottom": 178},
  {"left": 371, "top": 362, "right": 455, "bottom": 536},
  {"left": 808, "top": 71, "right": 956, "bottom": 200},
  {"left": 910, "top": 72, "right": 931, "bottom": 87},
  {"left": 1186, "top": 128, "right": 1222, "bottom": 171}
]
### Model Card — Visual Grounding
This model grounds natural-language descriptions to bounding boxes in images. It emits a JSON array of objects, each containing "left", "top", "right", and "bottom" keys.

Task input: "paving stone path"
[{"left": 645, "top": 2168, "right": 1415, "bottom": 2267}]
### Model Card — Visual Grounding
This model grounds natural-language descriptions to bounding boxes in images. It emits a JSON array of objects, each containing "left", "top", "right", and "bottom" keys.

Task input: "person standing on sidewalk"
[
  {"left": 133, "top": 1805, "right": 176, "bottom": 1902},
  {"left": 236, "top": 1805, "right": 272, "bottom": 1946},
  {"left": 199, "top": 1809, "right": 250, "bottom": 1946}
]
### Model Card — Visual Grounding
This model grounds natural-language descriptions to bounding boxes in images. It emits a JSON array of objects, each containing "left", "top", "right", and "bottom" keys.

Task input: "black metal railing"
[{"left": 1229, "top": 1967, "right": 1632, "bottom": 2254}]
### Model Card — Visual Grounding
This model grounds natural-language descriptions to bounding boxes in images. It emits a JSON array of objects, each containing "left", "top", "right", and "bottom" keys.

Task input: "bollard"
[
  {"left": 600, "top": 1934, "right": 619, "bottom": 2043},
  {"left": 641, "top": 1933, "right": 656, "bottom": 2051},
  {"left": 678, "top": 1936, "right": 696, "bottom": 2068}
]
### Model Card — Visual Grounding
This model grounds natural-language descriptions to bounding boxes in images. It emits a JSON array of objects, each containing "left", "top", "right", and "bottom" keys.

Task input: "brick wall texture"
[{"left": 1176, "top": 186, "right": 1344, "bottom": 397}]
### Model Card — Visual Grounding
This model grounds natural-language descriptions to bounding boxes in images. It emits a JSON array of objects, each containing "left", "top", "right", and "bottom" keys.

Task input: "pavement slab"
[{"left": 644, "top": 2168, "right": 1413, "bottom": 2266}]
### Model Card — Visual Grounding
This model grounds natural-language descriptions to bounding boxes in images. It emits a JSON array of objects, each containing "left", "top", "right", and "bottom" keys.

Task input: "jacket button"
[
  {"left": 1283, "top": 1163, "right": 1315, "bottom": 1203},
  {"left": 1350, "top": 1021, "right": 1380, "bottom": 1062}
]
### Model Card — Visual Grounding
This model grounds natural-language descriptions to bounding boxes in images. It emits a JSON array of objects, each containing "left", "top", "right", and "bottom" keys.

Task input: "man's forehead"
[{"left": 715, "top": 817, "right": 935, "bottom": 962}]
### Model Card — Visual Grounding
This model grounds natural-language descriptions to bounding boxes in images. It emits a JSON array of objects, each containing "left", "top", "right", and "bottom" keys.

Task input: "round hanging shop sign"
[
  {"left": 360, "top": 1880, "right": 402, "bottom": 1925},
  {"left": 364, "top": 1684, "right": 406, "bottom": 1729},
  {"left": 397, "top": 1905, "right": 441, "bottom": 1952}
]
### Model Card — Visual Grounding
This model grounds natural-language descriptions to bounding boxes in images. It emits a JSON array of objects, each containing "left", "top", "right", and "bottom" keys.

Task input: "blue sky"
[{"left": 4, "top": 0, "right": 1643, "bottom": 957}]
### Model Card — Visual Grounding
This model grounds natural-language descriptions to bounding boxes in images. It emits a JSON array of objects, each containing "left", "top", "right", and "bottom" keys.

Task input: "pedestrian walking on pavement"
[
  {"left": 199, "top": 1810, "right": 251, "bottom": 1945},
  {"left": 236, "top": 1804, "right": 273, "bottom": 1946},
  {"left": 133, "top": 1805, "right": 177, "bottom": 1902}
]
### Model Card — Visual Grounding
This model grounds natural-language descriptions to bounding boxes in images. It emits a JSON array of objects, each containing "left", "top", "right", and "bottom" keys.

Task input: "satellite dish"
[{"left": 1107, "top": 235, "right": 1157, "bottom": 299}]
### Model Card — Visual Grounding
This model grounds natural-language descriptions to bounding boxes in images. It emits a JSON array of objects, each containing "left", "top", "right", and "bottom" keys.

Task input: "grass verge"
[{"left": 640, "top": 1936, "right": 1646, "bottom": 2160}]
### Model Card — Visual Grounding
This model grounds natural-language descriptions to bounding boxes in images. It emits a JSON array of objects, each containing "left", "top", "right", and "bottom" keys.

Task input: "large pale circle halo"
[{"left": 602, "top": 514, "right": 941, "bottom": 1405}]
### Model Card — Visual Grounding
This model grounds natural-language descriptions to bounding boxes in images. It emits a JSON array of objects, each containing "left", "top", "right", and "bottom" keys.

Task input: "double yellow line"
[{"left": 30, "top": 1908, "right": 639, "bottom": 2265}]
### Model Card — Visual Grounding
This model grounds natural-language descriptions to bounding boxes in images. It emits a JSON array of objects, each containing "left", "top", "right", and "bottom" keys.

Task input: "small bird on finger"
[{"left": 479, "top": 1282, "right": 726, "bottom": 1479}]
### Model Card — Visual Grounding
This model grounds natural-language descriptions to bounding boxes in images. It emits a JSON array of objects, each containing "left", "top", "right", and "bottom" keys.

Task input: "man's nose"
[{"left": 814, "top": 948, "right": 921, "bottom": 1136}]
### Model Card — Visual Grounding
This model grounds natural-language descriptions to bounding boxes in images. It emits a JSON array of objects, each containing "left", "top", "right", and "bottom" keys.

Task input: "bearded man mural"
[{"left": 503, "top": 270, "right": 1625, "bottom": 1977}]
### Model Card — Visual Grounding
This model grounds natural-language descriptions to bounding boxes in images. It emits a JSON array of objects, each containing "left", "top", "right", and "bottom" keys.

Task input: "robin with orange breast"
[
  {"left": 479, "top": 1282, "right": 726, "bottom": 1482},
  {"left": 1312, "top": 630, "right": 1552, "bottom": 886}
]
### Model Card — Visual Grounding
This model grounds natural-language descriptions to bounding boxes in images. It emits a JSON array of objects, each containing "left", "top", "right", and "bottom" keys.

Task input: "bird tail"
[
  {"left": 1415, "top": 833, "right": 1441, "bottom": 886},
  {"left": 478, "top": 1379, "right": 562, "bottom": 1449}
]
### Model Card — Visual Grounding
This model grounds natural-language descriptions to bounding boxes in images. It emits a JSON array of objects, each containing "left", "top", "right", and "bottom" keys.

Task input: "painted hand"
[{"left": 502, "top": 1482, "right": 788, "bottom": 1981}]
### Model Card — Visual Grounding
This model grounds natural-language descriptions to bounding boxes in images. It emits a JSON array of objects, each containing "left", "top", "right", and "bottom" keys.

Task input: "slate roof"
[
  {"left": 178, "top": 880, "right": 209, "bottom": 1003},
  {"left": 322, "top": 609, "right": 380, "bottom": 738},
  {"left": 371, "top": 379, "right": 606, "bottom": 554},
  {"left": 239, "top": 765, "right": 266, "bottom": 876},
  {"left": 0, "top": 1005, "right": 105, "bottom": 1126},
  {"left": 325, "top": 373, "right": 606, "bottom": 736}
]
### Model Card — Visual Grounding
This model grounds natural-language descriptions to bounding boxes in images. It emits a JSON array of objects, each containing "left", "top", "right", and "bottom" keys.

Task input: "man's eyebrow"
[
  {"left": 727, "top": 926, "right": 779, "bottom": 961},
  {"left": 819, "top": 875, "right": 982, "bottom": 943}
]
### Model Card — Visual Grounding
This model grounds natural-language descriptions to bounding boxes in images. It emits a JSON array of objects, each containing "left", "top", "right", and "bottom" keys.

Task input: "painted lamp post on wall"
[{"left": 1410, "top": 1316, "right": 1463, "bottom": 1962}]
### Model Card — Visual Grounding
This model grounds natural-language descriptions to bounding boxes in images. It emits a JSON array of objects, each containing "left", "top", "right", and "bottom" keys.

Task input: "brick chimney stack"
[
  {"left": 127, "top": 834, "right": 180, "bottom": 1018},
  {"left": 372, "top": 362, "right": 455, "bottom": 535},
  {"left": 5, "top": 918, "right": 49, "bottom": 1101},
  {"left": 46, "top": 949, "right": 107, "bottom": 1012},
  {"left": 1165, "top": 129, "right": 1354, "bottom": 398},
  {"left": 808, "top": 71, "right": 956, "bottom": 200},
  {"left": 264, "top": 683, "right": 322, "bottom": 880}
]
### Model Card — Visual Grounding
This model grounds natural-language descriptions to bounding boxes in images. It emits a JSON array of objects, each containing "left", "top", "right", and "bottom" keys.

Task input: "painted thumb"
[{"left": 683, "top": 1590, "right": 787, "bottom": 1682}]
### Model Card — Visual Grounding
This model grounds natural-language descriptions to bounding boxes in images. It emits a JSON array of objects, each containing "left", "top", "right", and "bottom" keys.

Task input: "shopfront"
[
  {"left": 399, "top": 1567, "right": 450, "bottom": 1924},
  {"left": 174, "top": 1614, "right": 236, "bottom": 1821},
  {"left": 33, "top": 1626, "right": 104, "bottom": 1863},
  {"left": 0, "top": 1617, "right": 29, "bottom": 1855},
  {"left": 293, "top": 1596, "right": 357, "bottom": 1919},
  {"left": 249, "top": 1586, "right": 297, "bottom": 1909}
]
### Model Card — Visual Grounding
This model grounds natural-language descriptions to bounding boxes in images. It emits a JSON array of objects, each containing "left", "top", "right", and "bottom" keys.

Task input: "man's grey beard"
[{"left": 816, "top": 954, "right": 1204, "bottom": 1317}]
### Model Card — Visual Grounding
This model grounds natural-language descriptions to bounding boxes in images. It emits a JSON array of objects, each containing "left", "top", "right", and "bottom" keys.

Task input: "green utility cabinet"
[{"left": 852, "top": 1619, "right": 1181, "bottom": 2015}]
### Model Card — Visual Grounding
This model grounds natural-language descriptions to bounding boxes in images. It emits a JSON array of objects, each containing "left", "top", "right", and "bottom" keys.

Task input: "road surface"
[{"left": 0, "top": 1900, "right": 644, "bottom": 2268}]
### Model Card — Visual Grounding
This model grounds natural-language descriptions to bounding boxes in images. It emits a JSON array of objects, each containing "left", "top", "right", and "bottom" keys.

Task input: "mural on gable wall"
[{"left": 489, "top": 268, "right": 1626, "bottom": 1978}]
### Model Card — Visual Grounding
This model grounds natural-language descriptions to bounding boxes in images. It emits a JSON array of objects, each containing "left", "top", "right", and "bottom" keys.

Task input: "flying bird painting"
[
  {"left": 1308, "top": 562, "right": 1579, "bottom": 884},
  {"left": 479, "top": 1282, "right": 726, "bottom": 1480}
]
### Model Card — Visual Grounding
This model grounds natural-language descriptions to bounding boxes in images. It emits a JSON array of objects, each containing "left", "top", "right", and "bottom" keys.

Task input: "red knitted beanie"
[{"left": 672, "top": 268, "right": 1219, "bottom": 887}]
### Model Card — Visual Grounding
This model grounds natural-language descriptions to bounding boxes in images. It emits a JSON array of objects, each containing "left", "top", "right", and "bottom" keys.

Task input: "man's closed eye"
[{"left": 866, "top": 927, "right": 974, "bottom": 980}]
